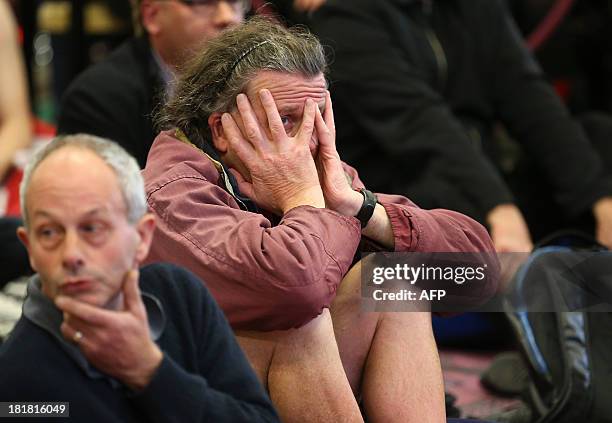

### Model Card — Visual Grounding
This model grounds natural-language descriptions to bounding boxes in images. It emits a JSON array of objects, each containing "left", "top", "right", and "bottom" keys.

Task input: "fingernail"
[{"left": 55, "top": 296, "right": 65, "bottom": 307}]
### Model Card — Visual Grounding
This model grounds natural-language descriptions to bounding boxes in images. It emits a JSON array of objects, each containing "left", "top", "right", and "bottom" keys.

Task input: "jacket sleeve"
[
  {"left": 344, "top": 162, "right": 500, "bottom": 307},
  {"left": 130, "top": 267, "right": 279, "bottom": 423},
  {"left": 343, "top": 162, "right": 497, "bottom": 254},
  {"left": 486, "top": 0, "right": 612, "bottom": 217},
  {"left": 146, "top": 173, "right": 362, "bottom": 331},
  {"left": 310, "top": 0, "right": 513, "bottom": 223}
]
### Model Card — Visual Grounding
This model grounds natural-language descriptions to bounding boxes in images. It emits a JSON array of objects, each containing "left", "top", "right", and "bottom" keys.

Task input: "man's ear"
[
  {"left": 16, "top": 226, "right": 29, "bottom": 250},
  {"left": 141, "top": 0, "right": 161, "bottom": 35},
  {"left": 209, "top": 112, "right": 229, "bottom": 153},
  {"left": 134, "top": 213, "right": 156, "bottom": 264},
  {"left": 17, "top": 226, "right": 37, "bottom": 272}
]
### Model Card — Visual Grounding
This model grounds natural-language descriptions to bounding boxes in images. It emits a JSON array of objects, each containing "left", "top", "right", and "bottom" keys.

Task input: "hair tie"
[{"left": 224, "top": 40, "right": 271, "bottom": 82}]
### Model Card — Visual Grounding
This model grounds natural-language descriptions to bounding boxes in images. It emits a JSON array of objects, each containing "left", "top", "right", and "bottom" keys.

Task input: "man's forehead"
[
  {"left": 246, "top": 71, "right": 327, "bottom": 103},
  {"left": 31, "top": 206, "right": 113, "bottom": 222},
  {"left": 27, "top": 147, "right": 125, "bottom": 211},
  {"left": 35, "top": 145, "right": 105, "bottom": 171},
  {"left": 31, "top": 147, "right": 106, "bottom": 186}
]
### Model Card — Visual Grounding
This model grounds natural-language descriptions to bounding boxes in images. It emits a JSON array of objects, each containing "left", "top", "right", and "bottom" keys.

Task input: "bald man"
[{"left": 0, "top": 134, "right": 278, "bottom": 423}]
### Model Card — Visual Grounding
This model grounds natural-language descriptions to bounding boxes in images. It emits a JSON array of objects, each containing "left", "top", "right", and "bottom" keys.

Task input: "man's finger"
[
  {"left": 221, "top": 113, "right": 256, "bottom": 161},
  {"left": 323, "top": 90, "right": 336, "bottom": 137},
  {"left": 236, "top": 93, "right": 266, "bottom": 149},
  {"left": 55, "top": 296, "right": 111, "bottom": 326},
  {"left": 314, "top": 105, "right": 330, "bottom": 144},
  {"left": 60, "top": 320, "right": 79, "bottom": 343},
  {"left": 314, "top": 105, "right": 339, "bottom": 160},
  {"left": 259, "top": 89, "right": 286, "bottom": 141},
  {"left": 123, "top": 269, "right": 144, "bottom": 315},
  {"left": 296, "top": 99, "right": 316, "bottom": 144},
  {"left": 62, "top": 312, "right": 98, "bottom": 337},
  {"left": 60, "top": 320, "right": 93, "bottom": 349}
]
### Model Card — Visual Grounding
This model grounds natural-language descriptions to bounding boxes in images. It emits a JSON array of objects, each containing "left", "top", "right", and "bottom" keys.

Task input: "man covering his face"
[
  {"left": 143, "top": 18, "right": 499, "bottom": 422},
  {"left": 0, "top": 134, "right": 279, "bottom": 423}
]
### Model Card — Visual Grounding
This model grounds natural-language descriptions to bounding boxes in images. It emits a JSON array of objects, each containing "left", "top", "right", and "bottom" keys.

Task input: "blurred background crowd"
[{"left": 2, "top": 0, "right": 611, "bottom": 125}]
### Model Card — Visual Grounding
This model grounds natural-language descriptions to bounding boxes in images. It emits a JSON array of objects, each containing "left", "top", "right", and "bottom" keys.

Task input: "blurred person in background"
[
  {"left": 0, "top": 1, "right": 32, "bottom": 288},
  {"left": 309, "top": 0, "right": 612, "bottom": 253},
  {"left": 57, "top": 0, "right": 248, "bottom": 167},
  {"left": 0, "top": 1, "right": 31, "bottom": 182}
]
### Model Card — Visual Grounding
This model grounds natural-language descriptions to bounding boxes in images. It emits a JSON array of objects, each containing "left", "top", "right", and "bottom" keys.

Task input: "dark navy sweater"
[{"left": 0, "top": 263, "right": 279, "bottom": 423}]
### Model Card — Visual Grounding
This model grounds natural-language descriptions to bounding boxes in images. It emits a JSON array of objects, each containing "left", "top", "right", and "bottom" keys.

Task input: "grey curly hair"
[{"left": 156, "top": 16, "right": 328, "bottom": 149}]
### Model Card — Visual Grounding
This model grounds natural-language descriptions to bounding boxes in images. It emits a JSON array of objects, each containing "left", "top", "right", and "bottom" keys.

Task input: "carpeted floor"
[{"left": 441, "top": 349, "right": 523, "bottom": 419}]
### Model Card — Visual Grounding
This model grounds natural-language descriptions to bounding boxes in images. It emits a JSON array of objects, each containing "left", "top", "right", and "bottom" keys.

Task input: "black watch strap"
[{"left": 355, "top": 188, "right": 378, "bottom": 228}]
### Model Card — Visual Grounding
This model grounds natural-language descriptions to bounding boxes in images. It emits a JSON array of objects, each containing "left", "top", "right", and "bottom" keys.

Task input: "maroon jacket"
[{"left": 143, "top": 131, "right": 497, "bottom": 330}]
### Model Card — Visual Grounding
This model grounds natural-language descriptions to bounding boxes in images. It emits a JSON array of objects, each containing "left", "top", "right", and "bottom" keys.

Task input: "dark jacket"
[
  {"left": 310, "top": 0, "right": 612, "bottom": 223},
  {"left": 0, "top": 263, "right": 279, "bottom": 423},
  {"left": 57, "top": 37, "right": 162, "bottom": 168}
]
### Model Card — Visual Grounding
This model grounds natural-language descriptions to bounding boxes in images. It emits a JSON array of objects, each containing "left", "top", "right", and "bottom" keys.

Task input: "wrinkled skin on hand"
[
  {"left": 313, "top": 91, "right": 362, "bottom": 217},
  {"left": 57, "top": 269, "right": 163, "bottom": 391},
  {"left": 222, "top": 91, "right": 325, "bottom": 215},
  {"left": 222, "top": 87, "right": 362, "bottom": 218}
]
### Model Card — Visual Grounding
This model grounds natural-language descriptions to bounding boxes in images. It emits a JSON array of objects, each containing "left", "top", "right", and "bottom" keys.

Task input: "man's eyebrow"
[
  {"left": 278, "top": 105, "right": 300, "bottom": 115},
  {"left": 32, "top": 210, "right": 55, "bottom": 220},
  {"left": 82, "top": 208, "right": 111, "bottom": 217},
  {"left": 278, "top": 102, "right": 326, "bottom": 115},
  {"left": 32, "top": 207, "right": 109, "bottom": 220}
]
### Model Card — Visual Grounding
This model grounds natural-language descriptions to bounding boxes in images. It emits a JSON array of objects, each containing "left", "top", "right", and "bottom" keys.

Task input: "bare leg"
[
  {"left": 331, "top": 262, "right": 446, "bottom": 423},
  {"left": 236, "top": 309, "right": 363, "bottom": 423},
  {"left": 236, "top": 260, "right": 445, "bottom": 423}
]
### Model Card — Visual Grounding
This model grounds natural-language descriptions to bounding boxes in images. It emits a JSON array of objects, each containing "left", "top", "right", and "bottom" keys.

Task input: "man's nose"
[
  {"left": 61, "top": 231, "right": 85, "bottom": 272},
  {"left": 213, "top": 1, "right": 243, "bottom": 27}
]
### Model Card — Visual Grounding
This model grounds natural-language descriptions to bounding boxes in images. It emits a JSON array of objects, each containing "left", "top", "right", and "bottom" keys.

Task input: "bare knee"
[{"left": 235, "top": 309, "right": 338, "bottom": 389}]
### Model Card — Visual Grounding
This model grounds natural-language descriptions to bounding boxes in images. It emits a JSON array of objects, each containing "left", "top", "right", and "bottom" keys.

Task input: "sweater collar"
[{"left": 22, "top": 275, "right": 166, "bottom": 389}]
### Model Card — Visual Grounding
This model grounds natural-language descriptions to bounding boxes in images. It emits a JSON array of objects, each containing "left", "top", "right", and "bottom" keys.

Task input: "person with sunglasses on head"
[{"left": 57, "top": 0, "right": 249, "bottom": 168}]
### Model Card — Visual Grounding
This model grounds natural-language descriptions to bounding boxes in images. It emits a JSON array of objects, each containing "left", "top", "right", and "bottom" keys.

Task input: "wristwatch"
[{"left": 355, "top": 188, "right": 378, "bottom": 228}]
